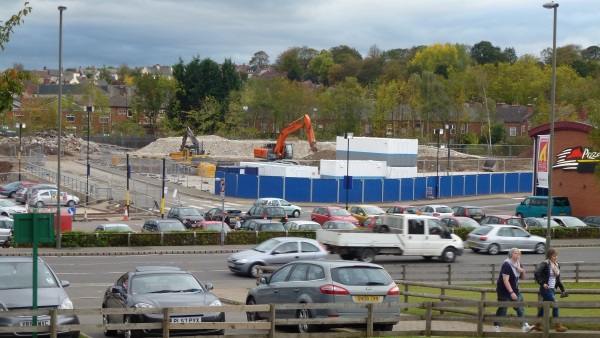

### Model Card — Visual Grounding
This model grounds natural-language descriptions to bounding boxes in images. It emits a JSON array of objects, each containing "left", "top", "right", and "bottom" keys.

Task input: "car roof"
[
  {"left": 271, "top": 236, "right": 318, "bottom": 243},
  {"left": 423, "top": 204, "right": 450, "bottom": 207},
  {"left": 0, "top": 256, "right": 43, "bottom": 263},
  {"left": 134, "top": 265, "right": 182, "bottom": 272},
  {"left": 251, "top": 219, "right": 282, "bottom": 223},
  {"left": 292, "top": 259, "right": 383, "bottom": 268},
  {"left": 485, "top": 214, "right": 519, "bottom": 219},
  {"left": 100, "top": 223, "right": 130, "bottom": 227}
]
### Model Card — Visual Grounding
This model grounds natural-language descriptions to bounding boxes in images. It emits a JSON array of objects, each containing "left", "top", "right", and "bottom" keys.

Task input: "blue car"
[{"left": 0, "top": 181, "right": 36, "bottom": 198}]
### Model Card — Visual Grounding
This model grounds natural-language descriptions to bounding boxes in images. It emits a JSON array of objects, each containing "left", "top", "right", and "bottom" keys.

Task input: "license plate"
[
  {"left": 354, "top": 295, "right": 382, "bottom": 303},
  {"left": 469, "top": 241, "right": 477, "bottom": 246},
  {"left": 559, "top": 212, "right": 566, "bottom": 215},
  {"left": 228, "top": 263, "right": 235, "bottom": 268},
  {"left": 170, "top": 317, "right": 202, "bottom": 323},
  {"left": 20, "top": 320, "right": 50, "bottom": 326}
]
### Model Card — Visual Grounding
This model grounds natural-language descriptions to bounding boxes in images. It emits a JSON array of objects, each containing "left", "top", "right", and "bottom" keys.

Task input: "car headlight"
[
  {"left": 236, "top": 258, "right": 248, "bottom": 264},
  {"left": 60, "top": 298, "right": 74, "bottom": 309},
  {"left": 134, "top": 303, "right": 156, "bottom": 308},
  {"left": 209, "top": 299, "right": 222, "bottom": 307}
]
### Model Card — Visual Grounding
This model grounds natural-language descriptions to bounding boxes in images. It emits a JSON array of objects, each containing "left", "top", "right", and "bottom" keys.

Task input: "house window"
[
  {"left": 509, "top": 127, "right": 516, "bottom": 136},
  {"left": 521, "top": 125, "right": 526, "bottom": 133},
  {"left": 99, "top": 115, "right": 110, "bottom": 124},
  {"left": 118, "top": 108, "right": 126, "bottom": 115},
  {"left": 66, "top": 114, "right": 75, "bottom": 122},
  {"left": 127, "top": 110, "right": 134, "bottom": 117},
  {"left": 461, "top": 125, "right": 467, "bottom": 134}
]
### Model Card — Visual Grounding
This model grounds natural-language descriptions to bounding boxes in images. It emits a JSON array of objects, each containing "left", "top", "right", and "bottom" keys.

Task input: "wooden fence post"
[
  {"left": 425, "top": 302, "right": 432, "bottom": 336},
  {"left": 543, "top": 301, "right": 550, "bottom": 337},
  {"left": 269, "top": 304, "right": 276, "bottom": 338},
  {"left": 403, "top": 265, "right": 408, "bottom": 311},
  {"left": 477, "top": 301, "right": 484, "bottom": 337},
  {"left": 367, "top": 303, "right": 374, "bottom": 337},
  {"left": 576, "top": 263, "right": 580, "bottom": 283},
  {"left": 447, "top": 264, "right": 452, "bottom": 285},
  {"left": 50, "top": 309, "right": 58, "bottom": 338},
  {"left": 491, "top": 264, "right": 496, "bottom": 284},
  {"left": 162, "top": 307, "right": 170, "bottom": 338}
]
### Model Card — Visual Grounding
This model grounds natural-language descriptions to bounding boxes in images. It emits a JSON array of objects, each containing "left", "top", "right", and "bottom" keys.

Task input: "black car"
[
  {"left": 102, "top": 265, "right": 225, "bottom": 337},
  {"left": 239, "top": 219, "right": 285, "bottom": 231},
  {"left": 141, "top": 219, "right": 187, "bottom": 232},
  {"left": 244, "top": 206, "right": 287, "bottom": 223},
  {"left": 204, "top": 207, "right": 244, "bottom": 225},
  {"left": 167, "top": 207, "right": 205, "bottom": 229},
  {"left": 451, "top": 205, "right": 486, "bottom": 222}
]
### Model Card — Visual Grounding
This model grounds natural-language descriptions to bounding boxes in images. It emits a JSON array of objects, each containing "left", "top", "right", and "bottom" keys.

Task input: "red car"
[
  {"left": 480, "top": 214, "right": 527, "bottom": 229},
  {"left": 311, "top": 206, "right": 360, "bottom": 226},
  {"left": 386, "top": 205, "right": 420, "bottom": 215},
  {"left": 440, "top": 216, "right": 481, "bottom": 228},
  {"left": 361, "top": 215, "right": 382, "bottom": 228}
]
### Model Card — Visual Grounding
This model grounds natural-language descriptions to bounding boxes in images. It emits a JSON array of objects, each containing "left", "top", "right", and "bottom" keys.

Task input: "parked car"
[
  {"left": 361, "top": 215, "right": 382, "bottom": 228},
  {"left": 284, "top": 220, "right": 321, "bottom": 231},
  {"left": 141, "top": 219, "right": 187, "bottom": 232},
  {"left": 480, "top": 214, "right": 527, "bottom": 229},
  {"left": 253, "top": 197, "right": 302, "bottom": 218},
  {"left": 551, "top": 216, "right": 588, "bottom": 227},
  {"left": 322, "top": 220, "right": 357, "bottom": 230},
  {"left": 28, "top": 189, "right": 79, "bottom": 208},
  {"left": 0, "top": 216, "right": 14, "bottom": 245},
  {"left": 0, "top": 199, "right": 28, "bottom": 218},
  {"left": 245, "top": 260, "right": 400, "bottom": 333},
  {"left": 0, "top": 181, "right": 37, "bottom": 198},
  {"left": 195, "top": 220, "right": 232, "bottom": 232},
  {"left": 0, "top": 257, "right": 80, "bottom": 337},
  {"left": 515, "top": 195, "right": 572, "bottom": 218},
  {"left": 244, "top": 205, "right": 288, "bottom": 223},
  {"left": 348, "top": 204, "right": 386, "bottom": 224},
  {"left": 583, "top": 216, "right": 600, "bottom": 227},
  {"left": 440, "top": 216, "right": 481, "bottom": 228},
  {"left": 14, "top": 186, "right": 28, "bottom": 204},
  {"left": 451, "top": 205, "right": 485, "bottom": 222},
  {"left": 204, "top": 206, "right": 244, "bottom": 224},
  {"left": 25, "top": 183, "right": 58, "bottom": 202},
  {"left": 419, "top": 204, "right": 454, "bottom": 217},
  {"left": 95, "top": 223, "right": 135, "bottom": 232},
  {"left": 166, "top": 206, "right": 205, "bottom": 229},
  {"left": 524, "top": 217, "right": 561, "bottom": 228},
  {"left": 386, "top": 205, "right": 420, "bottom": 215},
  {"left": 466, "top": 225, "right": 546, "bottom": 255},
  {"left": 102, "top": 265, "right": 225, "bottom": 336},
  {"left": 311, "top": 206, "right": 359, "bottom": 226},
  {"left": 239, "top": 219, "right": 285, "bottom": 232},
  {"left": 227, "top": 237, "right": 328, "bottom": 277}
]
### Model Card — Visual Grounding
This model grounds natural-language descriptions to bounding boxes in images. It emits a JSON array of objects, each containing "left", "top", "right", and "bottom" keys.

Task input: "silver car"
[
  {"left": 467, "top": 225, "right": 546, "bottom": 255},
  {"left": 284, "top": 220, "right": 322, "bottom": 231},
  {"left": 0, "top": 216, "right": 14, "bottom": 245},
  {"left": 227, "top": 237, "right": 328, "bottom": 278},
  {"left": 0, "top": 257, "right": 80, "bottom": 337},
  {"left": 28, "top": 189, "right": 79, "bottom": 208},
  {"left": 524, "top": 217, "right": 561, "bottom": 228},
  {"left": 253, "top": 197, "right": 302, "bottom": 218},
  {"left": 246, "top": 260, "right": 400, "bottom": 333},
  {"left": 551, "top": 216, "right": 588, "bottom": 227}
]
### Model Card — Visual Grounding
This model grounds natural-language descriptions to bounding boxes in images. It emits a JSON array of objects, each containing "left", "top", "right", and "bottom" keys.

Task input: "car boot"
[{"left": 555, "top": 323, "right": 568, "bottom": 332}]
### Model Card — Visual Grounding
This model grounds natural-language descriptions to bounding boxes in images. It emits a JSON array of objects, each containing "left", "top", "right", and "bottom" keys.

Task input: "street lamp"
[
  {"left": 57, "top": 5, "right": 67, "bottom": 249},
  {"left": 344, "top": 132, "right": 353, "bottom": 210},
  {"left": 434, "top": 128, "right": 444, "bottom": 198},
  {"left": 15, "top": 122, "right": 26, "bottom": 181},
  {"left": 543, "top": 1, "right": 558, "bottom": 251},
  {"left": 86, "top": 105, "right": 92, "bottom": 205},
  {"left": 445, "top": 124, "right": 455, "bottom": 175}
]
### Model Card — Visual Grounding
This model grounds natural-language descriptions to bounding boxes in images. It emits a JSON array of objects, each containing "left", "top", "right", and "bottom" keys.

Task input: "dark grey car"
[
  {"left": 0, "top": 257, "right": 80, "bottom": 337},
  {"left": 166, "top": 207, "right": 205, "bottom": 229},
  {"left": 246, "top": 260, "right": 400, "bottom": 333}
]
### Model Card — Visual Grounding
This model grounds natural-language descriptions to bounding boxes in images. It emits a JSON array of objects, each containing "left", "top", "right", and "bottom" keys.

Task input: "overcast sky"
[{"left": 2, "top": 0, "right": 599, "bottom": 71}]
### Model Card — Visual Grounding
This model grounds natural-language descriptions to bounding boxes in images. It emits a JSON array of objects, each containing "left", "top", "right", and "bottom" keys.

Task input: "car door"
[
  {"left": 300, "top": 240, "right": 325, "bottom": 260},
  {"left": 403, "top": 218, "right": 427, "bottom": 255},
  {"left": 425, "top": 219, "right": 452, "bottom": 255},
  {"left": 105, "top": 273, "right": 129, "bottom": 323},
  {"left": 266, "top": 241, "right": 300, "bottom": 265},
  {"left": 256, "top": 264, "right": 295, "bottom": 316},
  {"left": 279, "top": 263, "right": 310, "bottom": 317},
  {"left": 509, "top": 227, "right": 534, "bottom": 251},
  {"left": 278, "top": 199, "right": 292, "bottom": 216},
  {"left": 495, "top": 227, "right": 514, "bottom": 251},
  {"left": 312, "top": 208, "right": 325, "bottom": 224}
]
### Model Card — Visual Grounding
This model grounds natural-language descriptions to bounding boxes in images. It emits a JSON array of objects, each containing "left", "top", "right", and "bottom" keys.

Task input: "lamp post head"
[
  {"left": 344, "top": 132, "right": 353, "bottom": 139},
  {"left": 543, "top": 2, "right": 558, "bottom": 9},
  {"left": 58, "top": 5, "right": 67, "bottom": 11}
]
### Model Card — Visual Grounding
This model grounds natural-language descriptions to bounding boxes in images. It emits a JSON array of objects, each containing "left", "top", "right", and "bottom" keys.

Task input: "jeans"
[
  {"left": 537, "top": 287, "right": 560, "bottom": 318},
  {"left": 494, "top": 292, "right": 526, "bottom": 327}
]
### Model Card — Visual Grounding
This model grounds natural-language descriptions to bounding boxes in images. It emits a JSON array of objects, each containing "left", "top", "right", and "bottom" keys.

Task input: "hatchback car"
[
  {"left": 239, "top": 219, "right": 285, "bottom": 232},
  {"left": 102, "top": 265, "right": 224, "bottom": 337},
  {"left": 322, "top": 220, "right": 358, "bottom": 230},
  {"left": 0, "top": 216, "right": 14, "bottom": 245},
  {"left": 419, "top": 204, "right": 454, "bottom": 217},
  {"left": 25, "top": 183, "right": 58, "bottom": 202},
  {"left": 167, "top": 206, "right": 205, "bottom": 229},
  {"left": 203, "top": 206, "right": 244, "bottom": 224},
  {"left": 361, "top": 215, "right": 382, "bottom": 228},
  {"left": 95, "top": 223, "right": 135, "bottom": 232},
  {"left": 439, "top": 216, "right": 480, "bottom": 228},
  {"left": 141, "top": 219, "right": 187, "bottom": 232},
  {"left": 244, "top": 205, "right": 288, "bottom": 223},
  {"left": 14, "top": 187, "right": 28, "bottom": 204},
  {"left": 246, "top": 260, "right": 399, "bottom": 333},
  {"left": 253, "top": 197, "right": 302, "bottom": 218},
  {"left": 0, "top": 257, "right": 80, "bottom": 337},
  {"left": 28, "top": 189, "right": 79, "bottom": 208},
  {"left": 311, "top": 206, "right": 359, "bottom": 226},
  {"left": 386, "top": 205, "right": 420, "bottom": 215},
  {"left": 524, "top": 217, "right": 561, "bottom": 228},
  {"left": 583, "top": 216, "right": 600, "bottom": 227},
  {"left": 480, "top": 214, "right": 527, "bottom": 229},
  {"left": 451, "top": 205, "right": 485, "bottom": 222},
  {"left": 228, "top": 237, "right": 328, "bottom": 277},
  {"left": 551, "top": 216, "right": 588, "bottom": 227},
  {"left": 348, "top": 205, "right": 386, "bottom": 224},
  {"left": 466, "top": 225, "right": 546, "bottom": 255},
  {"left": 195, "top": 220, "right": 232, "bottom": 232},
  {"left": 285, "top": 220, "right": 321, "bottom": 231},
  {"left": 0, "top": 199, "right": 27, "bottom": 218},
  {"left": 0, "top": 181, "right": 37, "bottom": 198}
]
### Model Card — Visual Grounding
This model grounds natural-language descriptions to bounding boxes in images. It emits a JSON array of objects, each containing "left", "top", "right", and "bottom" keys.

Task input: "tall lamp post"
[
  {"left": 86, "top": 105, "right": 92, "bottom": 205},
  {"left": 543, "top": 1, "right": 558, "bottom": 252},
  {"left": 344, "top": 132, "right": 353, "bottom": 210},
  {"left": 57, "top": 5, "right": 67, "bottom": 249},
  {"left": 16, "top": 122, "right": 26, "bottom": 181},
  {"left": 434, "top": 128, "right": 444, "bottom": 198}
]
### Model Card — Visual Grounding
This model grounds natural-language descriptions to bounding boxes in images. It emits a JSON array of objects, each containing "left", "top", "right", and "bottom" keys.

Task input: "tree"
[
  {"left": 329, "top": 45, "right": 363, "bottom": 63},
  {"left": 408, "top": 43, "right": 470, "bottom": 78},
  {"left": 0, "top": 2, "right": 32, "bottom": 114},
  {"left": 307, "top": 50, "right": 334, "bottom": 84},
  {"left": 249, "top": 51, "right": 270, "bottom": 69},
  {"left": 372, "top": 80, "right": 405, "bottom": 137},
  {"left": 133, "top": 73, "right": 177, "bottom": 125},
  {"left": 582, "top": 45, "right": 600, "bottom": 61},
  {"left": 320, "top": 77, "right": 369, "bottom": 137},
  {"left": 470, "top": 41, "right": 506, "bottom": 65},
  {"left": 274, "top": 47, "right": 303, "bottom": 80}
]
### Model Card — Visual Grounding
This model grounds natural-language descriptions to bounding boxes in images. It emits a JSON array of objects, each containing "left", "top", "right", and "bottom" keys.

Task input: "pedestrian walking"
[
  {"left": 531, "top": 247, "right": 568, "bottom": 332},
  {"left": 493, "top": 247, "right": 531, "bottom": 333}
]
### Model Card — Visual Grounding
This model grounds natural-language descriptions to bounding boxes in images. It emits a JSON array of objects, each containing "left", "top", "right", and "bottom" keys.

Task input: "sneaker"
[
  {"left": 522, "top": 324, "right": 532, "bottom": 332},
  {"left": 494, "top": 326, "right": 501, "bottom": 332}
]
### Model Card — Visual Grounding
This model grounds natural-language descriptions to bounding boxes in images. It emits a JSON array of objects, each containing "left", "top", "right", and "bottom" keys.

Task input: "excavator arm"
[
  {"left": 272, "top": 114, "right": 318, "bottom": 158},
  {"left": 180, "top": 126, "right": 205, "bottom": 155}
]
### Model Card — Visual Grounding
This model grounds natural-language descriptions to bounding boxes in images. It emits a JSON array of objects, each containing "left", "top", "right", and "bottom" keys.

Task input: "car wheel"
[
  {"left": 249, "top": 263, "right": 263, "bottom": 278},
  {"left": 471, "top": 248, "right": 481, "bottom": 253},
  {"left": 246, "top": 297, "right": 258, "bottom": 321},
  {"left": 103, "top": 310, "right": 117, "bottom": 337},
  {"left": 535, "top": 243, "right": 546, "bottom": 254},
  {"left": 8, "top": 192, "right": 15, "bottom": 198},
  {"left": 423, "top": 256, "right": 433, "bottom": 260},
  {"left": 487, "top": 244, "right": 500, "bottom": 255},
  {"left": 359, "top": 248, "right": 376, "bottom": 263},
  {"left": 292, "top": 210, "right": 300, "bottom": 218},
  {"left": 36, "top": 201, "right": 44, "bottom": 208},
  {"left": 440, "top": 248, "right": 456, "bottom": 263},
  {"left": 297, "top": 306, "right": 314, "bottom": 333},
  {"left": 378, "top": 225, "right": 390, "bottom": 233},
  {"left": 0, "top": 212, "right": 7, "bottom": 217},
  {"left": 67, "top": 200, "right": 75, "bottom": 207},
  {"left": 123, "top": 315, "right": 140, "bottom": 338},
  {"left": 516, "top": 213, "right": 524, "bottom": 218},
  {"left": 375, "top": 323, "right": 394, "bottom": 331},
  {"left": 340, "top": 253, "right": 355, "bottom": 260}
]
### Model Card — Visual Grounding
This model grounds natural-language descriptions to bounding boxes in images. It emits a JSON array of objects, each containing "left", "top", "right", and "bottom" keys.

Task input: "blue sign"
[{"left": 67, "top": 207, "right": 76, "bottom": 215}]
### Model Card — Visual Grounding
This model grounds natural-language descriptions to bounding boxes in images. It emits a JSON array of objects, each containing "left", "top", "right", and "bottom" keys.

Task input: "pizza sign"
[{"left": 555, "top": 146, "right": 600, "bottom": 173}]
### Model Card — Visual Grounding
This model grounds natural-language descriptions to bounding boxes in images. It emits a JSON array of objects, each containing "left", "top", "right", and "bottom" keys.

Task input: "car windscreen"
[
  {"left": 253, "top": 238, "right": 281, "bottom": 252},
  {"left": 330, "top": 209, "right": 351, "bottom": 216},
  {"left": 266, "top": 208, "right": 285, "bottom": 217},
  {"left": 561, "top": 218, "right": 585, "bottom": 227},
  {"left": 467, "top": 208, "right": 485, "bottom": 215},
  {"left": 364, "top": 206, "right": 385, "bottom": 214},
  {"left": 260, "top": 223, "right": 285, "bottom": 231},
  {"left": 131, "top": 273, "right": 204, "bottom": 294},
  {"left": 436, "top": 206, "right": 453, "bottom": 213},
  {"left": 107, "top": 225, "right": 132, "bottom": 232},
  {"left": 470, "top": 226, "right": 493, "bottom": 235},
  {"left": 180, "top": 208, "right": 201, "bottom": 216},
  {"left": 461, "top": 218, "right": 480, "bottom": 227},
  {"left": 158, "top": 222, "right": 186, "bottom": 231},
  {"left": 0, "top": 262, "right": 59, "bottom": 289},
  {"left": 338, "top": 222, "right": 356, "bottom": 230},
  {"left": 331, "top": 266, "right": 393, "bottom": 286},
  {"left": 299, "top": 224, "right": 321, "bottom": 230}
]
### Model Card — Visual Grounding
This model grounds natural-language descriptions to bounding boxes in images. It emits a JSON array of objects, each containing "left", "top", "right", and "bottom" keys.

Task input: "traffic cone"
[
  {"left": 123, "top": 207, "right": 129, "bottom": 221},
  {"left": 83, "top": 209, "right": 88, "bottom": 222}
]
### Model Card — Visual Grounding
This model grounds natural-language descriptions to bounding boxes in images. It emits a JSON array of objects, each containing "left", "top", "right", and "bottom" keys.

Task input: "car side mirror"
[
  {"left": 259, "top": 277, "right": 268, "bottom": 285},
  {"left": 111, "top": 286, "right": 124, "bottom": 294},
  {"left": 204, "top": 283, "right": 214, "bottom": 290},
  {"left": 60, "top": 280, "right": 70, "bottom": 288}
]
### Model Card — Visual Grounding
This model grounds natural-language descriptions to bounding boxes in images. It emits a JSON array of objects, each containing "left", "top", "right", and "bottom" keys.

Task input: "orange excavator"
[{"left": 253, "top": 114, "right": 318, "bottom": 160}]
